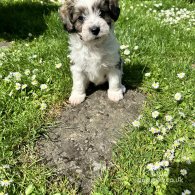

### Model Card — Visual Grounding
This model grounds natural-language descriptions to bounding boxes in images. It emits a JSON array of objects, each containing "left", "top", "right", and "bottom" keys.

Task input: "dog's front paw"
[
  {"left": 108, "top": 89, "right": 124, "bottom": 102},
  {"left": 69, "top": 93, "right": 86, "bottom": 105}
]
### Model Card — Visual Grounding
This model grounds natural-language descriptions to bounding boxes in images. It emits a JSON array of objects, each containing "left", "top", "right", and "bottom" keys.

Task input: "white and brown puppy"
[{"left": 59, "top": 0, "right": 126, "bottom": 105}]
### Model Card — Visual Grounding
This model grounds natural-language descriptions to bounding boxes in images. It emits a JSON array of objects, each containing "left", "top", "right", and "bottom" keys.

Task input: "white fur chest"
[{"left": 69, "top": 33, "right": 120, "bottom": 85}]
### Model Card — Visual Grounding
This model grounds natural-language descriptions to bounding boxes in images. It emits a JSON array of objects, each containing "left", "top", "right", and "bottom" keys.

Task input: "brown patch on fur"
[
  {"left": 72, "top": 6, "right": 89, "bottom": 33},
  {"left": 59, "top": 0, "right": 75, "bottom": 32}
]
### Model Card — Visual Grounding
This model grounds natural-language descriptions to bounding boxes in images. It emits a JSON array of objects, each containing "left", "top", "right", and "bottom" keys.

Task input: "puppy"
[{"left": 59, "top": 0, "right": 126, "bottom": 105}]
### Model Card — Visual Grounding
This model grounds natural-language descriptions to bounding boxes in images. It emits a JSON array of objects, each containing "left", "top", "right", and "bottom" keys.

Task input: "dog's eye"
[
  {"left": 100, "top": 10, "right": 105, "bottom": 18},
  {"left": 78, "top": 15, "right": 84, "bottom": 22}
]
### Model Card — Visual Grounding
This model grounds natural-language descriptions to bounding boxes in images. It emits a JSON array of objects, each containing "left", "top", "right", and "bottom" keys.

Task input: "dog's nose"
[{"left": 90, "top": 26, "right": 100, "bottom": 36}]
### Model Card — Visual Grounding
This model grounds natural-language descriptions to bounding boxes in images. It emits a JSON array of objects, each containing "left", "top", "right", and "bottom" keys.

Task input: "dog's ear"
[
  {"left": 108, "top": 0, "right": 120, "bottom": 21},
  {"left": 59, "top": 1, "right": 75, "bottom": 33}
]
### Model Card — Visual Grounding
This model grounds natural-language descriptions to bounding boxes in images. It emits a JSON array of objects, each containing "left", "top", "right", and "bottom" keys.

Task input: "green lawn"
[{"left": 0, "top": 0, "right": 195, "bottom": 194}]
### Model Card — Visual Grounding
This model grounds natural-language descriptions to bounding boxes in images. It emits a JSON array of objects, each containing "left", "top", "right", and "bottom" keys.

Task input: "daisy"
[
  {"left": 174, "top": 92, "right": 182, "bottom": 101},
  {"left": 153, "top": 162, "right": 161, "bottom": 170},
  {"left": 156, "top": 135, "right": 164, "bottom": 141},
  {"left": 22, "top": 84, "right": 28, "bottom": 90},
  {"left": 173, "top": 140, "right": 180, "bottom": 148},
  {"left": 180, "top": 169, "right": 187, "bottom": 176},
  {"left": 165, "top": 115, "right": 173, "bottom": 122},
  {"left": 15, "top": 83, "right": 21, "bottom": 90},
  {"left": 182, "top": 189, "right": 191, "bottom": 195},
  {"left": 0, "top": 179, "right": 13, "bottom": 187},
  {"left": 152, "top": 111, "right": 160, "bottom": 119},
  {"left": 152, "top": 82, "right": 159, "bottom": 89},
  {"left": 146, "top": 163, "right": 155, "bottom": 171},
  {"left": 145, "top": 72, "right": 151, "bottom": 77},
  {"left": 183, "top": 156, "right": 191, "bottom": 165},
  {"left": 24, "top": 69, "right": 31, "bottom": 76},
  {"left": 55, "top": 63, "right": 62, "bottom": 69},
  {"left": 134, "top": 45, "right": 139, "bottom": 50},
  {"left": 124, "top": 49, "right": 130, "bottom": 55},
  {"left": 132, "top": 120, "right": 140, "bottom": 127},
  {"left": 40, "top": 103, "right": 47, "bottom": 110},
  {"left": 13, "top": 72, "right": 22, "bottom": 81},
  {"left": 160, "top": 160, "right": 169, "bottom": 167},
  {"left": 120, "top": 45, "right": 129, "bottom": 50},
  {"left": 40, "top": 84, "right": 48, "bottom": 90},
  {"left": 177, "top": 72, "right": 185, "bottom": 79},
  {"left": 31, "top": 75, "right": 36, "bottom": 80},
  {"left": 31, "top": 80, "right": 38, "bottom": 86},
  {"left": 149, "top": 127, "right": 160, "bottom": 134}
]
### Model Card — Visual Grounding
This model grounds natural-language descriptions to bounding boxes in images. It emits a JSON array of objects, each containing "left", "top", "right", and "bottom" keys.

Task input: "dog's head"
[{"left": 59, "top": 0, "right": 120, "bottom": 42}]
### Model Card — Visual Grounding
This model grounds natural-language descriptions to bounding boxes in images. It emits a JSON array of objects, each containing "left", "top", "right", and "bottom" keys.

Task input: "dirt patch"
[
  {"left": 37, "top": 87, "right": 145, "bottom": 194},
  {"left": 0, "top": 41, "right": 12, "bottom": 48}
]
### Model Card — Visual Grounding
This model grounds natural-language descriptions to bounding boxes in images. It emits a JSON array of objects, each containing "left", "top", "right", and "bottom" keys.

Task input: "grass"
[{"left": 0, "top": 0, "right": 195, "bottom": 194}]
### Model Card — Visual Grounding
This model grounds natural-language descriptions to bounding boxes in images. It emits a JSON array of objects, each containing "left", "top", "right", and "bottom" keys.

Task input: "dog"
[{"left": 59, "top": 0, "right": 126, "bottom": 105}]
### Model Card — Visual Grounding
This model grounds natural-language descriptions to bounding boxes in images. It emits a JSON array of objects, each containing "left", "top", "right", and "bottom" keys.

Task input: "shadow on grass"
[
  {"left": 165, "top": 161, "right": 195, "bottom": 195},
  {"left": 123, "top": 62, "right": 149, "bottom": 90},
  {"left": 86, "top": 62, "right": 149, "bottom": 96},
  {"left": 0, "top": 1, "right": 58, "bottom": 40}
]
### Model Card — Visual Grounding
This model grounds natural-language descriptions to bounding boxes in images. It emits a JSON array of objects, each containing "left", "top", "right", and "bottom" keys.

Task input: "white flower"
[
  {"left": 174, "top": 92, "right": 182, "bottom": 101},
  {"left": 134, "top": 45, "right": 139, "bottom": 50},
  {"left": 192, "top": 121, "right": 195, "bottom": 127},
  {"left": 178, "top": 137, "right": 185, "bottom": 142},
  {"left": 145, "top": 72, "right": 151, "bottom": 77},
  {"left": 153, "top": 162, "right": 161, "bottom": 170},
  {"left": 120, "top": 45, "right": 129, "bottom": 50},
  {"left": 132, "top": 120, "right": 140, "bottom": 127},
  {"left": 55, "top": 63, "right": 62, "bottom": 69},
  {"left": 146, "top": 163, "right": 155, "bottom": 171},
  {"left": 180, "top": 169, "right": 187, "bottom": 176},
  {"left": 149, "top": 127, "right": 160, "bottom": 134},
  {"left": 40, "top": 103, "right": 47, "bottom": 110},
  {"left": 165, "top": 115, "right": 173, "bottom": 122},
  {"left": 164, "top": 149, "right": 175, "bottom": 161},
  {"left": 15, "top": 83, "right": 21, "bottom": 90},
  {"left": 183, "top": 156, "right": 191, "bottom": 165},
  {"left": 166, "top": 123, "right": 174, "bottom": 130},
  {"left": 40, "top": 84, "right": 48, "bottom": 90},
  {"left": 31, "top": 80, "right": 38, "bottom": 86},
  {"left": 2, "top": 164, "right": 10, "bottom": 169},
  {"left": 125, "top": 58, "right": 131, "bottom": 63},
  {"left": 13, "top": 72, "right": 22, "bottom": 81},
  {"left": 156, "top": 135, "right": 164, "bottom": 141},
  {"left": 160, "top": 160, "right": 169, "bottom": 167},
  {"left": 124, "top": 49, "right": 130, "bottom": 55},
  {"left": 152, "top": 82, "right": 159, "bottom": 89},
  {"left": 31, "top": 75, "right": 36, "bottom": 80},
  {"left": 0, "top": 179, "right": 13, "bottom": 186},
  {"left": 32, "top": 54, "right": 37, "bottom": 59},
  {"left": 173, "top": 140, "right": 180, "bottom": 148},
  {"left": 0, "top": 192, "right": 8, "bottom": 195},
  {"left": 161, "top": 127, "right": 167, "bottom": 135},
  {"left": 182, "top": 189, "right": 191, "bottom": 195},
  {"left": 28, "top": 33, "right": 32, "bottom": 37},
  {"left": 152, "top": 111, "right": 160, "bottom": 118},
  {"left": 24, "top": 69, "right": 30, "bottom": 76},
  {"left": 22, "top": 84, "right": 28, "bottom": 90},
  {"left": 177, "top": 72, "right": 185, "bottom": 79}
]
